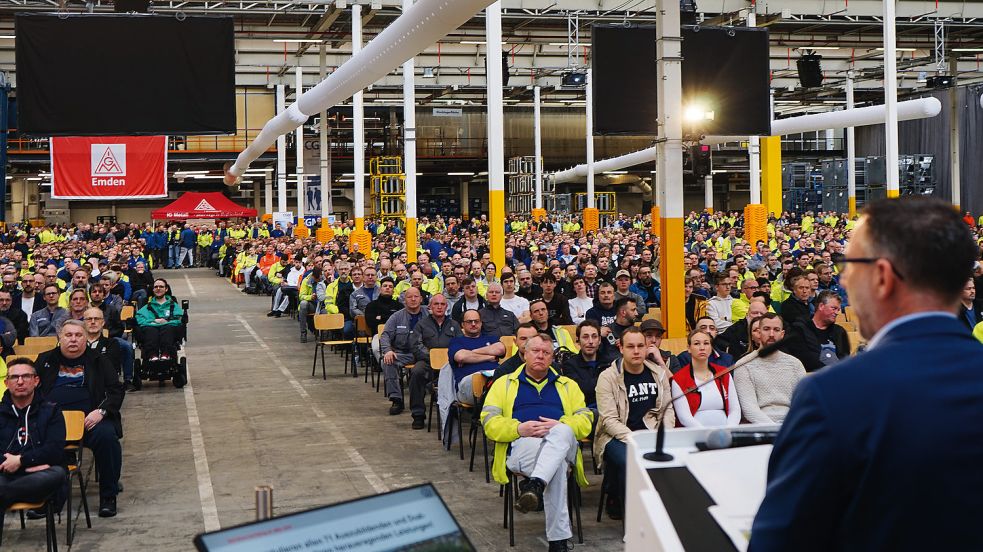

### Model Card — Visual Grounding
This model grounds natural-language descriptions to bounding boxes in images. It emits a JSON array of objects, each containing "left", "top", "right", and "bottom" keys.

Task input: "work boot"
[
  {"left": 411, "top": 416, "right": 425, "bottom": 430},
  {"left": 516, "top": 477, "right": 545, "bottom": 513},
  {"left": 605, "top": 496, "right": 623, "bottom": 520},
  {"left": 99, "top": 496, "right": 118, "bottom": 518},
  {"left": 300, "top": 333, "right": 308, "bottom": 343},
  {"left": 389, "top": 399, "right": 404, "bottom": 415},
  {"left": 547, "top": 539, "right": 573, "bottom": 551}
]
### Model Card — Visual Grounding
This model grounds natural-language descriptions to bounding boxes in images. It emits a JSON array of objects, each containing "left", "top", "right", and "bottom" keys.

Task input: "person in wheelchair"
[{"left": 135, "top": 279, "right": 185, "bottom": 362}]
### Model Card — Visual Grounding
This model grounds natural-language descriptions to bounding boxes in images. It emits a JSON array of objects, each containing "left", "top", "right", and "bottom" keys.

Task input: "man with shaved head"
[{"left": 478, "top": 282, "right": 519, "bottom": 337}]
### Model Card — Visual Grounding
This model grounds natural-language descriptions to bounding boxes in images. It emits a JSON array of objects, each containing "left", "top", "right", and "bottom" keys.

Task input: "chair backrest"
[
  {"left": 313, "top": 313, "right": 345, "bottom": 331},
  {"left": 472, "top": 372, "right": 487, "bottom": 399},
  {"left": 661, "top": 337, "right": 689, "bottom": 355},
  {"left": 844, "top": 305, "right": 856, "bottom": 322},
  {"left": 430, "top": 348, "right": 448, "bottom": 370},
  {"left": 355, "top": 315, "right": 370, "bottom": 335},
  {"left": 377, "top": 324, "right": 386, "bottom": 335},
  {"left": 836, "top": 320, "right": 856, "bottom": 333},
  {"left": 847, "top": 331, "right": 865, "bottom": 355},
  {"left": 19, "top": 353, "right": 38, "bottom": 362},
  {"left": 120, "top": 305, "right": 135, "bottom": 321},
  {"left": 25, "top": 336, "right": 57, "bottom": 350},
  {"left": 63, "top": 410, "right": 85, "bottom": 443},
  {"left": 498, "top": 335, "right": 515, "bottom": 356},
  {"left": 13, "top": 344, "right": 46, "bottom": 357},
  {"left": 835, "top": 313, "right": 848, "bottom": 325},
  {"left": 641, "top": 312, "right": 660, "bottom": 321},
  {"left": 647, "top": 307, "right": 662, "bottom": 319}
]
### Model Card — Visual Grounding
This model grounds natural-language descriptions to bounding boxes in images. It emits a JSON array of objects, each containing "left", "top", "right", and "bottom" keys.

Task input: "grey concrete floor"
[{"left": 4, "top": 268, "right": 625, "bottom": 551}]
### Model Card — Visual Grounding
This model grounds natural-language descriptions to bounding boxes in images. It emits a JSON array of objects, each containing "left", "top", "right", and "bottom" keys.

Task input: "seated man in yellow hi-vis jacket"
[{"left": 480, "top": 333, "right": 593, "bottom": 552}]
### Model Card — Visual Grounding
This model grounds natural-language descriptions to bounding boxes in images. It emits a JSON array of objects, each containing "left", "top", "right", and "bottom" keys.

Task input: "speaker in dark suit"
[{"left": 751, "top": 198, "right": 983, "bottom": 551}]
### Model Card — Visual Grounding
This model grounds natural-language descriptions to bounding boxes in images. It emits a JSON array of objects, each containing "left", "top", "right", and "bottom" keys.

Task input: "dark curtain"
[{"left": 854, "top": 84, "right": 983, "bottom": 214}]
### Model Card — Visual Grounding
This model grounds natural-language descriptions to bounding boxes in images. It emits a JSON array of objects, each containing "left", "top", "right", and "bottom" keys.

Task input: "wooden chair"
[
  {"left": 311, "top": 314, "right": 354, "bottom": 380},
  {"left": 120, "top": 305, "right": 135, "bottom": 339},
  {"left": 661, "top": 337, "right": 689, "bottom": 355},
  {"left": 647, "top": 307, "right": 662, "bottom": 319},
  {"left": 354, "top": 315, "right": 373, "bottom": 380},
  {"left": 499, "top": 336, "right": 515, "bottom": 361},
  {"left": 847, "top": 331, "right": 866, "bottom": 355},
  {"left": 24, "top": 336, "right": 57, "bottom": 351},
  {"left": 502, "top": 467, "right": 583, "bottom": 547},
  {"left": 13, "top": 344, "right": 47, "bottom": 357},
  {"left": 448, "top": 373, "right": 486, "bottom": 466},
  {"left": 0, "top": 500, "right": 58, "bottom": 552},
  {"left": 641, "top": 312, "right": 661, "bottom": 322},
  {"left": 427, "top": 348, "right": 449, "bottom": 434},
  {"left": 467, "top": 373, "right": 491, "bottom": 482},
  {"left": 63, "top": 410, "right": 91, "bottom": 545},
  {"left": 844, "top": 305, "right": 856, "bottom": 322},
  {"left": 837, "top": 320, "right": 857, "bottom": 333}
]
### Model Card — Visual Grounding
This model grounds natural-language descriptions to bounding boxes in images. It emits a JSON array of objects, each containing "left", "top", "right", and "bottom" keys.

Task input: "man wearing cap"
[
  {"left": 613, "top": 270, "right": 645, "bottom": 320},
  {"left": 639, "top": 318, "right": 681, "bottom": 374}
]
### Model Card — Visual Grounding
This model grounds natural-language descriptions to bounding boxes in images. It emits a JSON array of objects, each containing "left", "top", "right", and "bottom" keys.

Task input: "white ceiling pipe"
[
  {"left": 225, "top": 0, "right": 496, "bottom": 184},
  {"left": 552, "top": 96, "right": 942, "bottom": 184}
]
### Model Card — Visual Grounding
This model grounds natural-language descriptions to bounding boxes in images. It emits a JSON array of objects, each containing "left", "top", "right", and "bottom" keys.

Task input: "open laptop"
[{"left": 194, "top": 483, "right": 475, "bottom": 552}]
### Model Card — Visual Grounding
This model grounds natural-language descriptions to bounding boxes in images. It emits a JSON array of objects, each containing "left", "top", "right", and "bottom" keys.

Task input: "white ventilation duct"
[
  {"left": 225, "top": 0, "right": 495, "bottom": 184},
  {"left": 552, "top": 97, "right": 942, "bottom": 184}
]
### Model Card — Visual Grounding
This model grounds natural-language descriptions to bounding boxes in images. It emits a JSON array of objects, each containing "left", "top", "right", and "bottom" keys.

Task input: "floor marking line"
[
  {"left": 184, "top": 274, "right": 198, "bottom": 297},
  {"left": 235, "top": 315, "right": 387, "bottom": 494},
  {"left": 184, "top": 377, "right": 221, "bottom": 531}
]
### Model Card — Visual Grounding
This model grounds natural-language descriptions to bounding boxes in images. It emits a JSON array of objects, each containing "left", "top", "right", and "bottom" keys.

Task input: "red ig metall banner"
[{"left": 51, "top": 136, "right": 168, "bottom": 199}]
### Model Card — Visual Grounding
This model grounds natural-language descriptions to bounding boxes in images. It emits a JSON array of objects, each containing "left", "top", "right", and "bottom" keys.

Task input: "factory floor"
[{"left": 4, "top": 269, "right": 625, "bottom": 552}]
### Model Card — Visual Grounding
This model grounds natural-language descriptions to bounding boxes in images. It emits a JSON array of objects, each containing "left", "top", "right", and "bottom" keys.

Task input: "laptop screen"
[{"left": 194, "top": 484, "right": 475, "bottom": 552}]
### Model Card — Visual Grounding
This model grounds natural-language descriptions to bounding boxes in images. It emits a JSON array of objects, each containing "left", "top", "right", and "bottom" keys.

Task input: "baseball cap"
[
  {"left": 616, "top": 269, "right": 631, "bottom": 279},
  {"left": 639, "top": 319, "right": 665, "bottom": 334}
]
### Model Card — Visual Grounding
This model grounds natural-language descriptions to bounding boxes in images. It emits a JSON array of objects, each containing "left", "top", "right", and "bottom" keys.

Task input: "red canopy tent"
[{"left": 151, "top": 192, "right": 257, "bottom": 220}]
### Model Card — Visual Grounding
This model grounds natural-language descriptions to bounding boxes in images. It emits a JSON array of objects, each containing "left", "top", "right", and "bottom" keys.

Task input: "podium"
[{"left": 624, "top": 424, "right": 779, "bottom": 552}]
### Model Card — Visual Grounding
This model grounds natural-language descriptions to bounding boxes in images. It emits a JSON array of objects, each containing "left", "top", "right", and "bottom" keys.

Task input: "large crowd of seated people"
[
  {"left": 213, "top": 208, "right": 918, "bottom": 551},
  {"left": 2, "top": 206, "right": 982, "bottom": 550}
]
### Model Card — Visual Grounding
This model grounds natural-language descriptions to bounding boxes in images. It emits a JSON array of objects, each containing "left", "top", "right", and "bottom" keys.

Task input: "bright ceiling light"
[{"left": 684, "top": 104, "right": 715, "bottom": 122}]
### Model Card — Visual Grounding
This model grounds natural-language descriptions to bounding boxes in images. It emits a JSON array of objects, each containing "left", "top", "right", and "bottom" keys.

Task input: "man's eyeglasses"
[
  {"left": 832, "top": 255, "right": 905, "bottom": 281},
  {"left": 6, "top": 373, "right": 36, "bottom": 382},
  {"left": 463, "top": 319, "right": 481, "bottom": 325}
]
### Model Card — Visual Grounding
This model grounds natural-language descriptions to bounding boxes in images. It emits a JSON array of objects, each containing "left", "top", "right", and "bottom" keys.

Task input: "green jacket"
[
  {"left": 323, "top": 278, "right": 353, "bottom": 315},
  {"left": 480, "top": 365, "right": 593, "bottom": 486},
  {"left": 136, "top": 296, "right": 184, "bottom": 327}
]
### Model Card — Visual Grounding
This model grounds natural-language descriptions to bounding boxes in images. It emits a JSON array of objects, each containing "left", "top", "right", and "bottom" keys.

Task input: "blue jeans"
[
  {"left": 603, "top": 438, "right": 628, "bottom": 502},
  {"left": 114, "top": 337, "right": 134, "bottom": 382},
  {"left": 168, "top": 244, "right": 179, "bottom": 268}
]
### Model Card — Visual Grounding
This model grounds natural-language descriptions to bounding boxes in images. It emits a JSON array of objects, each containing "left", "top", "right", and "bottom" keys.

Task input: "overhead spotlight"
[
  {"left": 561, "top": 72, "right": 587, "bottom": 88},
  {"left": 797, "top": 53, "right": 824, "bottom": 88}
]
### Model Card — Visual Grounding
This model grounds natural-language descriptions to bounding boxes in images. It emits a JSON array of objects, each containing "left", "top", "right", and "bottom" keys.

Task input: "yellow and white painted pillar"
[
  {"left": 656, "top": 0, "right": 685, "bottom": 338},
  {"left": 349, "top": 4, "right": 371, "bottom": 253},
  {"left": 884, "top": 0, "right": 900, "bottom": 199},
  {"left": 486, "top": 1, "right": 506, "bottom": 274},
  {"left": 402, "top": 0, "right": 418, "bottom": 262},
  {"left": 532, "top": 85, "right": 547, "bottom": 222},
  {"left": 583, "top": 69, "right": 599, "bottom": 232}
]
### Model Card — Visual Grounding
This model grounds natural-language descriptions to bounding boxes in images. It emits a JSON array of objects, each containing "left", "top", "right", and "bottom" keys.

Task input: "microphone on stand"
[{"left": 642, "top": 337, "right": 787, "bottom": 462}]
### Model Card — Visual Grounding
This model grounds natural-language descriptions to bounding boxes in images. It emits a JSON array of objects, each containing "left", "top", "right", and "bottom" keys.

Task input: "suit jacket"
[{"left": 750, "top": 314, "right": 983, "bottom": 551}]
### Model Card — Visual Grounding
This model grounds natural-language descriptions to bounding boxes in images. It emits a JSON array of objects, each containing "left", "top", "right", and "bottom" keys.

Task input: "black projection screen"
[
  {"left": 591, "top": 24, "right": 772, "bottom": 136},
  {"left": 16, "top": 14, "right": 236, "bottom": 136}
]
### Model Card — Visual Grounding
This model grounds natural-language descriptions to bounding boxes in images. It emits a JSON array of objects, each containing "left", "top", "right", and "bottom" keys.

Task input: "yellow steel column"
[{"left": 760, "top": 135, "right": 783, "bottom": 217}]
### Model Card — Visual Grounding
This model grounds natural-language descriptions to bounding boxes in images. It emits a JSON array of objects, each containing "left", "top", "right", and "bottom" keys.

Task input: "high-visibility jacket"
[
  {"left": 480, "top": 366, "right": 593, "bottom": 486},
  {"left": 197, "top": 232, "right": 213, "bottom": 248}
]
